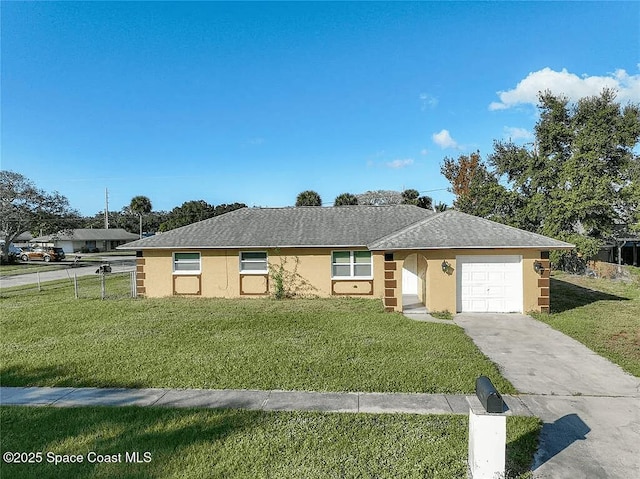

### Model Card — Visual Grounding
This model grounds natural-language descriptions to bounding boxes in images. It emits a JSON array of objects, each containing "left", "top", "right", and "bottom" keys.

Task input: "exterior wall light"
[
  {"left": 441, "top": 260, "right": 451, "bottom": 273},
  {"left": 533, "top": 260, "right": 544, "bottom": 274}
]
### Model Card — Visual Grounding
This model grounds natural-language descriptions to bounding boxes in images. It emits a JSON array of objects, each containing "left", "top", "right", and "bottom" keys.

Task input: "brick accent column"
[
  {"left": 383, "top": 259, "right": 398, "bottom": 312},
  {"left": 537, "top": 252, "right": 550, "bottom": 313},
  {"left": 136, "top": 257, "right": 146, "bottom": 297}
]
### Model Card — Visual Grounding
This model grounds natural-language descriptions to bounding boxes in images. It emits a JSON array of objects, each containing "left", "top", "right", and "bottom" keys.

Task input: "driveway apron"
[{"left": 454, "top": 313, "right": 640, "bottom": 478}]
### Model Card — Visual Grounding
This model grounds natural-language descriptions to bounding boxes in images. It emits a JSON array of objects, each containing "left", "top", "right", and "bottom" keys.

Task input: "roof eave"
[
  {"left": 368, "top": 244, "right": 575, "bottom": 251},
  {"left": 117, "top": 244, "right": 370, "bottom": 250}
]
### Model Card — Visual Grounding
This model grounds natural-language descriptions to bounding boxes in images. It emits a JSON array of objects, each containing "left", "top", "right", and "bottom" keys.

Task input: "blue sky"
[{"left": 2, "top": 1, "right": 639, "bottom": 216}]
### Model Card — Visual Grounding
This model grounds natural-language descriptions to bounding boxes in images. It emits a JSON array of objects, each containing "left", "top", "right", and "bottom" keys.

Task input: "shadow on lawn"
[
  {"left": 506, "top": 425, "right": 542, "bottom": 479},
  {"left": 0, "top": 365, "right": 146, "bottom": 388},
  {"left": 0, "top": 405, "right": 256, "bottom": 479},
  {"left": 550, "top": 278, "right": 629, "bottom": 313}
]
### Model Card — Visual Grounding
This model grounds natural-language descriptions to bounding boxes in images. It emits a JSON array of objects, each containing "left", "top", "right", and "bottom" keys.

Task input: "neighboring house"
[
  {"left": 31, "top": 229, "right": 139, "bottom": 253},
  {"left": 119, "top": 205, "right": 573, "bottom": 313},
  {"left": 10, "top": 232, "right": 33, "bottom": 248},
  {"left": 595, "top": 229, "right": 639, "bottom": 267}
]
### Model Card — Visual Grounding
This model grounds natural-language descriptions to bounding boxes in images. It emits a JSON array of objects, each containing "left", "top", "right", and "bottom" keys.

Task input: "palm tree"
[
  {"left": 295, "top": 190, "right": 322, "bottom": 206},
  {"left": 334, "top": 193, "right": 358, "bottom": 206},
  {"left": 129, "top": 196, "right": 152, "bottom": 238},
  {"left": 434, "top": 202, "right": 448, "bottom": 212}
]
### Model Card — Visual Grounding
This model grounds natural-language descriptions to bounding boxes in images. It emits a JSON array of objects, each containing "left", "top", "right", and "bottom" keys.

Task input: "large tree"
[
  {"left": 356, "top": 190, "right": 402, "bottom": 206},
  {"left": 491, "top": 89, "right": 640, "bottom": 256},
  {"left": 0, "top": 171, "right": 79, "bottom": 261},
  {"left": 442, "top": 89, "right": 640, "bottom": 262},
  {"left": 295, "top": 190, "right": 322, "bottom": 206},
  {"left": 440, "top": 153, "right": 518, "bottom": 223},
  {"left": 440, "top": 151, "right": 483, "bottom": 198},
  {"left": 129, "top": 195, "right": 153, "bottom": 238},
  {"left": 401, "top": 188, "right": 433, "bottom": 210}
]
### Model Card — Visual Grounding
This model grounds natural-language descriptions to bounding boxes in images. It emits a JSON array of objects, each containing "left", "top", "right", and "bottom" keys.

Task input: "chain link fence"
[{"left": 0, "top": 271, "right": 136, "bottom": 300}]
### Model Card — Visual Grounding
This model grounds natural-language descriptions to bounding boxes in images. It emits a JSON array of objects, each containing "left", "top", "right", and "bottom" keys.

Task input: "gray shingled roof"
[
  {"left": 119, "top": 206, "right": 434, "bottom": 249},
  {"left": 119, "top": 206, "right": 574, "bottom": 251},
  {"left": 32, "top": 229, "right": 139, "bottom": 242},
  {"left": 368, "top": 210, "right": 574, "bottom": 250}
]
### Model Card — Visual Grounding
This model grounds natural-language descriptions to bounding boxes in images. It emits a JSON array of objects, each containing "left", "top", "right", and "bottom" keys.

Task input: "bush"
[{"left": 80, "top": 246, "right": 100, "bottom": 253}]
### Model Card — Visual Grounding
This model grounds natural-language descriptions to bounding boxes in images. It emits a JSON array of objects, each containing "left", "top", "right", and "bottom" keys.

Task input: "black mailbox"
[{"left": 475, "top": 376, "right": 504, "bottom": 413}]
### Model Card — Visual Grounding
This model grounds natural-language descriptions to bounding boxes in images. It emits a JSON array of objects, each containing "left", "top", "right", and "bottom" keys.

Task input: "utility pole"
[{"left": 104, "top": 188, "right": 109, "bottom": 229}]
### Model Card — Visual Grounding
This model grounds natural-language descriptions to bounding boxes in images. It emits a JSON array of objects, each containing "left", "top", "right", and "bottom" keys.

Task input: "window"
[
  {"left": 240, "top": 251, "right": 268, "bottom": 273},
  {"left": 332, "top": 251, "right": 372, "bottom": 278},
  {"left": 173, "top": 252, "right": 201, "bottom": 273}
]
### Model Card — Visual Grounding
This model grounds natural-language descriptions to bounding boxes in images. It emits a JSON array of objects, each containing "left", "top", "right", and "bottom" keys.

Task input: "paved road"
[
  {"left": 0, "top": 259, "right": 135, "bottom": 288},
  {"left": 454, "top": 313, "right": 640, "bottom": 479}
]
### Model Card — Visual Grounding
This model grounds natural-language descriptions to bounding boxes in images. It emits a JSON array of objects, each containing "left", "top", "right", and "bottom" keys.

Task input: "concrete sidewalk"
[{"left": 0, "top": 386, "right": 533, "bottom": 416}]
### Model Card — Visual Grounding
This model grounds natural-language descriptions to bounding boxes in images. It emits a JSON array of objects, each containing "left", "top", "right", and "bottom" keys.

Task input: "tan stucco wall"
[
  {"left": 139, "top": 248, "right": 385, "bottom": 299},
  {"left": 139, "top": 247, "right": 547, "bottom": 313},
  {"left": 393, "top": 249, "right": 546, "bottom": 313}
]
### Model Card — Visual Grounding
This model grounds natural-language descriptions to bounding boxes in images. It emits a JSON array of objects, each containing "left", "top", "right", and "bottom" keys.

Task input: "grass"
[
  {"left": 0, "top": 273, "right": 134, "bottom": 300},
  {"left": 0, "top": 276, "right": 514, "bottom": 394},
  {"left": 0, "top": 263, "right": 68, "bottom": 277},
  {"left": 0, "top": 406, "right": 540, "bottom": 479},
  {"left": 531, "top": 270, "right": 640, "bottom": 377}
]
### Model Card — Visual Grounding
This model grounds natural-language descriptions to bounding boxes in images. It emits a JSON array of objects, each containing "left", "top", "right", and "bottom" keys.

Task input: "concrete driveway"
[{"left": 454, "top": 313, "right": 640, "bottom": 478}]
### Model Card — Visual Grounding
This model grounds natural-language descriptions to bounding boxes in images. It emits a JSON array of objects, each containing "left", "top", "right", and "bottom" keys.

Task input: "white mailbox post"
[{"left": 468, "top": 376, "right": 506, "bottom": 479}]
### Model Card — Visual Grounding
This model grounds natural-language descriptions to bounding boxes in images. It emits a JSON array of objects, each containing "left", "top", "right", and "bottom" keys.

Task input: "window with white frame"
[
  {"left": 173, "top": 252, "right": 201, "bottom": 273},
  {"left": 240, "top": 251, "right": 268, "bottom": 273},
  {"left": 332, "top": 250, "right": 372, "bottom": 278}
]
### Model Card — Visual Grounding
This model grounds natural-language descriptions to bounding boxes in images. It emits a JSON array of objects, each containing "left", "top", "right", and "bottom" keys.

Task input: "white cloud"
[
  {"left": 503, "top": 126, "right": 533, "bottom": 141},
  {"left": 489, "top": 68, "right": 640, "bottom": 110},
  {"left": 420, "top": 149, "right": 429, "bottom": 156},
  {"left": 419, "top": 93, "right": 438, "bottom": 110},
  {"left": 386, "top": 158, "right": 414, "bottom": 169},
  {"left": 432, "top": 129, "right": 459, "bottom": 149}
]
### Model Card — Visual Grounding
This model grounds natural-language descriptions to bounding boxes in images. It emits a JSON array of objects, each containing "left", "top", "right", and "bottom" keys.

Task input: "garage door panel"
[{"left": 457, "top": 255, "right": 523, "bottom": 313}]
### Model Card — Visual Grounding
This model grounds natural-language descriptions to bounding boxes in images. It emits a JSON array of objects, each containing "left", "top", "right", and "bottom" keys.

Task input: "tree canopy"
[
  {"left": 441, "top": 89, "right": 640, "bottom": 263},
  {"left": 295, "top": 190, "right": 322, "bottom": 207},
  {"left": 0, "top": 171, "right": 79, "bottom": 261},
  {"left": 334, "top": 193, "right": 359, "bottom": 206},
  {"left": 159, "top": 201, "right": 246, "bottom": 231},
  {"left": 401, "top": 189, "right": 433, "bottom": 210},
  {"left": 356, "top": 190, "right": 402, "bottom": 206}
]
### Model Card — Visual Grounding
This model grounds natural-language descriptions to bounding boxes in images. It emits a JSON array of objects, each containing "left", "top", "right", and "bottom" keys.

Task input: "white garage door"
[{"left": 457, "top": 255, "right": 523, "bottom": 313}]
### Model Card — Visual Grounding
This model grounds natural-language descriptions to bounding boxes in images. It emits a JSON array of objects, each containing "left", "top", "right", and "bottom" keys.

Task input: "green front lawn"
[
  {"left": 0, "top": 278, "right": 514, "bottom": 394},
  {"left": 0, "top": 406, "right": 540, "bottom": 479},
  {"left": 0, "top": 263, "right": 68, "bottom": 277},
  {"left": 532, "top": 271, "right": 640, "bottom": 377}
]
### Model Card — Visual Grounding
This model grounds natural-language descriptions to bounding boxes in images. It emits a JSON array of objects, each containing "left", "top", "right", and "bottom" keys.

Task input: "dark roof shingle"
[
  {"left": 119, "top": 206, "right": 574, "bottom": 251},
  {"left": 33, "top": 229, "right": 139, "bottom": 242},
  {"left": 120, "top": 206, "right": 434, "bottom": 249},
  {"left": 368, "top": 210, "right": 574, "bottom": 250}
]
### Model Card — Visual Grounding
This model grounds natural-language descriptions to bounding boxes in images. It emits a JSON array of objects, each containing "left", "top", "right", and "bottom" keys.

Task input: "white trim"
[
  {"left": 239, "top": 251, "right": 268, "bottom": 274},
  {"left": 172, "top": 251, "right": 201, "bottom": 274},
  {"left": 331, "top": 250, "right": 373, "bottom": 280}
]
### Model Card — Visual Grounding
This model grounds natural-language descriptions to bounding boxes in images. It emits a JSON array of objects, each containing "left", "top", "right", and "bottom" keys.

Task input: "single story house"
[
  {"left": 119, "top": 205, "right": 574, "bottom": 313},
  {"left": 13, "top": 232, "right": 34, "bottom": 248},
  {"left": 32, "top": 228, "right": 139, "bottom": 253}
]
